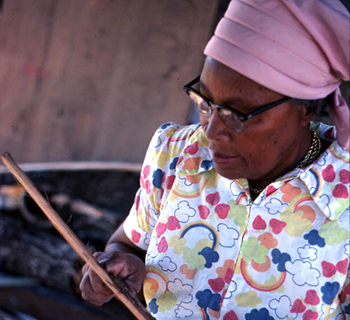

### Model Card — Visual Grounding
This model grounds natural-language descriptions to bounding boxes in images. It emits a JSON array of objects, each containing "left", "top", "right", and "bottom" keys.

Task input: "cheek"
[
  {"left": 250, "top": 126, "right": 295, "bottom": 166},
  {"left": 266, "top": 130, "right": 280, "bottom": 146},
  {"left": 240, "top": 130, "right": 281, "bottom": 163}
]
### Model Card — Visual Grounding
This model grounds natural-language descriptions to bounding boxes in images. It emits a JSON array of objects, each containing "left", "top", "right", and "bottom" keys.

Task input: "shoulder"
[
  {"left": 146, "top": 122, "right": 202, "bottom": 158},
  {"left": 140, "top": 122, "right": 203, "bottom": 182}
]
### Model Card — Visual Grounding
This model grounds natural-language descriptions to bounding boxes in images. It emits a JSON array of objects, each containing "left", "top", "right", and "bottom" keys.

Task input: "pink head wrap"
[{"left": 204, "top": 0, "right": 350, "bottom": 149}]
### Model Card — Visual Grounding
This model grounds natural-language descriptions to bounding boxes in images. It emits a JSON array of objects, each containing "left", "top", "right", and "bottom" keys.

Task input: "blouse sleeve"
[{"left": 123, "top": 123, "right": 182, "bottom": 250}]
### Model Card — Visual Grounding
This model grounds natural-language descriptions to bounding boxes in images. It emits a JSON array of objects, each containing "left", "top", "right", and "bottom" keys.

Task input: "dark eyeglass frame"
[{"left": 182, "top": 76, "right": 290, "bottom": 126}]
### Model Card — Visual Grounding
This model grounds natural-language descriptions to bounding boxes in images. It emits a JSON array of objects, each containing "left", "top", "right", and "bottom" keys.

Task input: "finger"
[
  {"left": 81, "top": 290, "right": 113, "bottom": 306},
  {"left": 80, "top": 272, "right": 113, "bottom": 305},
  {"left": 91, "top": 251, "right": 112, "bottom": 266},
  {"left": 82, "top": 251, "right": 104, "bottom": 276},
  {"left": 82, "top": 263, "right": 90, "bottom": 275},
  {"left": 106, "top": 254, "right": 145, "bottom": 295},
  {"left": 87, "top": 265, "right": 113, "bottom": 295},
  {"left": 82, "top": 252, "right": 115, "bottom": 294},
  {"left": 123, "top": 276, "right": 142, "bottom": 296},
  {"left": 79, "top": 271, "right": 94, "bottom": 294},
  {"left": 81, "top": 288, "right": 113, "bottom": 306}
]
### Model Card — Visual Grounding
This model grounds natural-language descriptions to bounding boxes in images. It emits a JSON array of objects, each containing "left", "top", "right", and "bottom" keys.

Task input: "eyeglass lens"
[
  {"left": 188, "top": 91, "right": 243, "bottom": 131},
  {"left": 188, "top": 91, "right": 211, "bottom": 117}
]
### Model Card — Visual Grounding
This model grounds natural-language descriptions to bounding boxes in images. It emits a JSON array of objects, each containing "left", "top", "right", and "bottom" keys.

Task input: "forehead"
[{"left": 200, "top": 57, "right": 283, "bottom": 106}]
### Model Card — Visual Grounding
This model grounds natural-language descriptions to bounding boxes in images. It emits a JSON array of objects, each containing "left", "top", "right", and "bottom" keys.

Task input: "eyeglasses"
[{"left": 182, "top": 76, "right": 290, "bottom": 132}]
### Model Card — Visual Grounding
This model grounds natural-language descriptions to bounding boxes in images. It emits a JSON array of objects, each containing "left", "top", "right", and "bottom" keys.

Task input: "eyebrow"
[{"left": 199, "top": 81, "right": 256, "bottom": 111}]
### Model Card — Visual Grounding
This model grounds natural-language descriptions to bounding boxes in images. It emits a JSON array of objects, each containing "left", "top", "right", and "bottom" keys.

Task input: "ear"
[
  {"left": 299, "top": 105, "right": 315, "bottom": 126},
  {"left": 330, "top": 89, "right": 350, "bottom": 151}
]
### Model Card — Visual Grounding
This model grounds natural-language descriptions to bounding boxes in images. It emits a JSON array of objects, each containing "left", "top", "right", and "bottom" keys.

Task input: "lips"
[{"left": 212, "top": 152, "right": 240, "bottom": 164}]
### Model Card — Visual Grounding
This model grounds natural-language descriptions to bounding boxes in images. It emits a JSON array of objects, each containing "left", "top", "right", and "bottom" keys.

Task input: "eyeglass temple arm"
[
  {"left": 243, "top": 97, "right": 290, "bottom": 120},
  {"left": 183, "top": 76, "right": 200, "bottom": 89}
]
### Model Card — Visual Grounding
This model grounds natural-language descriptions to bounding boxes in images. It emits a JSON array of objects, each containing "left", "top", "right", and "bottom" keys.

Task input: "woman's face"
[{"left": 199, "top": 58, "right": 312, "bottom": 182}]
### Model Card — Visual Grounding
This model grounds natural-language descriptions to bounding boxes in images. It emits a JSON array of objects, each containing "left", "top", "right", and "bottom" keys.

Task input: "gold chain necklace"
[
  {"left": 250, "top": 186, "right": 264, "bottom": 194},
  {"left": 297, "top": 129, "right": 321, "bottom": 168},
  {"left": 249, "top": 129, "right": 321, "bottom": 195}
]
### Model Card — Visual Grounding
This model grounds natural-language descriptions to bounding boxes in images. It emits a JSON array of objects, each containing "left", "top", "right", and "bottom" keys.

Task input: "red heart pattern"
[
  {"left": 332, "top": 184, "right": 349, "bottom": 198},
  {"left": 206, "top": 192, "right": 220, "bottom": 206},
  {"left": 156, "top": 222, "right": 167, "bottom": 238},
  {"left": 208, "top": 277, "right": 225, "bottom": 293},
  {"left": 269, "top": 219, "right": 287, "bottom": 234},
  {"left": 198, "top": 205, "right": 210, "bottom": 220},
  {"left": 339, "top": 169, "right": 350, "bottom": 184},
  {"left": 291, "top": 299, "right": 306, "bottom": 313},
  {"left": 253, "top": 215, "right": 267, "bottom": 230},
  {"left": 166, "top": 216, "right": 181, "bottom": 231},
  {"left": 322, "top": 164, "right": 336, "bottom": 182},
  {"left": 157, "top": 237, "right": 168, "bottom": 253},
  {"left": 336, "top": 258, "right": 348, "bottom": 274},
  {"left": 303, "top": 309, "right": 318, "bottom": 320},
  {"left": 223, "top": 311, "right": 238, "bottom": 320},
  {"left": 215, "top": 203, "right": 230, "bottom": 219},
  {"left": 321, "top": 261, "right": 337, "bottom": 277},
  {"left": 183, "top": 141, "right": 199, "bottom": 155},
  {"left": 304, "top": 289, "right": 320, "bottom": 305}
]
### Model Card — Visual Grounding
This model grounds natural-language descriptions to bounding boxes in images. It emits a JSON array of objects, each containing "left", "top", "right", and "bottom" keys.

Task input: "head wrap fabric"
[{"left": 204, "top": 0, "right": 349, "bottom": 149}]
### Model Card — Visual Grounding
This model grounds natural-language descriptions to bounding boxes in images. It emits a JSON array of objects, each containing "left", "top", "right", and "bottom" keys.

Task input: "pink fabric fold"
[{"left": 204, "top": 0, "right": 349, "bottom": 149}]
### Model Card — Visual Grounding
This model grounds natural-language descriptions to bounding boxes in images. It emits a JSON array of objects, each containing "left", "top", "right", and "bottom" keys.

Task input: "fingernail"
[{"left": 98, "top": 257, "right": 109, "bottom": 264}]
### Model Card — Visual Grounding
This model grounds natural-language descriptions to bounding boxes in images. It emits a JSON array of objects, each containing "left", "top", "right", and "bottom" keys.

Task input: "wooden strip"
[
  {"left": 1, "top": 152, "right": 154, "bottom": 320},
  {"left": 0, "top": 161, "right": 142, "bottom": 174}
]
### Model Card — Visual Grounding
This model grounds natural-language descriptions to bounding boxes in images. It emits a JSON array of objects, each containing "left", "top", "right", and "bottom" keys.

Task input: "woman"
[{"left": 80, "top": 0, "right": 350, "bottom": 319}]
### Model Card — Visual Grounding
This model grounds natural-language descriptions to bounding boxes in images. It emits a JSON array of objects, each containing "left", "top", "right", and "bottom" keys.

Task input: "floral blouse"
[{"left": 123, "top": 122, "right": 350, "bottom": 320}]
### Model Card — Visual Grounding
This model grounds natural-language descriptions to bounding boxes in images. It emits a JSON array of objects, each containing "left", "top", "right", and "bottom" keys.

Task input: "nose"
[{"left": 203, "top": 108, "right": 231, "bottom": 142}]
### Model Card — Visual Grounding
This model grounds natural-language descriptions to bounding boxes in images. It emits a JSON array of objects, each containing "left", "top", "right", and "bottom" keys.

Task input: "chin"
[
  {"left": 215, "top": 164, "right": 264, "bottom": 181},
  {"left": 215, "top": 166, "right": 246, "bottom": 180}
]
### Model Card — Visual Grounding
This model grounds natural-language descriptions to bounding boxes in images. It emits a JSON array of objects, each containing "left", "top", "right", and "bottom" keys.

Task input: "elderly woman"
[{"left": 80, "top": 0, "right": 350, "bottom": 319}]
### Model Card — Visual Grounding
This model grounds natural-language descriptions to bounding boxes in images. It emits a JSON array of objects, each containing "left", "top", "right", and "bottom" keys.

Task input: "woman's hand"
[{"left": 79, "top": 250, "right": 146, "bottom": 306}]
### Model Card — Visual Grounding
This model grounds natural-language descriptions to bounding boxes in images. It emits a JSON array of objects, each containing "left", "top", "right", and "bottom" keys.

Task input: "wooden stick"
[{"left": 1, "top": 152, "right": 155, "bottom": 320}]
